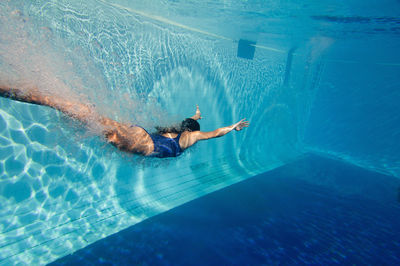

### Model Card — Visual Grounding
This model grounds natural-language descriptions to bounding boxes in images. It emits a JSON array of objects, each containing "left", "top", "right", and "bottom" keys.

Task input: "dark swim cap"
[{"left": 181, "top": 118, "right": 200, "bottom": 132}]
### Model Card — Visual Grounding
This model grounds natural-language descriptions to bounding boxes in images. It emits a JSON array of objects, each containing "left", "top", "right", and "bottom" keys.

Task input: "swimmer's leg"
[
  {"left": 1, "top": 86, "right": 154, "bottom": 156},
  {"left": 0, "top": 86, "right": 27, "bottom": 102},
  {"left": 0, "top": 86, "right": 97, "bottom": 123}
]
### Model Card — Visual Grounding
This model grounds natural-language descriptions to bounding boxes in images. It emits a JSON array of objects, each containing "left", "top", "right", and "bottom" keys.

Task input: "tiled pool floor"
[{"left": 52, "top": 154, "right": 400, "bottom": 265}]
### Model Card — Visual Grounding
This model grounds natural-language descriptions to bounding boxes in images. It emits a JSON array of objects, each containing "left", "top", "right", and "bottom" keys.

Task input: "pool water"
[{"left": 0, "top": 0, "right": 399, "bottom": 264}]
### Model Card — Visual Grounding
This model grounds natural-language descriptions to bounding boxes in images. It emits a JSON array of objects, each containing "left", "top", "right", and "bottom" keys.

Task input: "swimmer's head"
[
  {"left": 155, "top": 118, "right": 200, "bottom": 134},
  {"left": 181, "top": 118, "right": 200, "bottom": 132}
]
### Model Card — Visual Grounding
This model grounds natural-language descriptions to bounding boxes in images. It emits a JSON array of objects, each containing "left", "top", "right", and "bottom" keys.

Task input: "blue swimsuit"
[
  {"left": 132, "top": 125, "right": 182, "bottom": 158},
  {"left": 149, "top": 133, "right": 182, "bottom": 158}
]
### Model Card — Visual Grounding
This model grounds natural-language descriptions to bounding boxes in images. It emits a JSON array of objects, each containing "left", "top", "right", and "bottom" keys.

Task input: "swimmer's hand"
[
  {"left": 191, "top": 104, "right": 202, "bottom": 120},
  {"left": 233, "top": 119, "right": 249, "bottom": 131}
]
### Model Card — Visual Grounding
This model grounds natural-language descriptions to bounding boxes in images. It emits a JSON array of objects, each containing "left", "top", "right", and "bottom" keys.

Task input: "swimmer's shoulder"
[{"left": 179, "top": 131, "right": 203, "bottom": 149}]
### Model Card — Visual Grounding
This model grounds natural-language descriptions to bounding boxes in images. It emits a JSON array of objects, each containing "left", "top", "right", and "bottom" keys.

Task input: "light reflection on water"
[{"left": 0, "top": 0, "right": 304, "bottom": 264}]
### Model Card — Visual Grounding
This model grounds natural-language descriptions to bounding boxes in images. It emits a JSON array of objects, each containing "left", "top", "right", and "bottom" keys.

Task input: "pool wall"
[{"left": 303, "top": 31, "right": 400, "bottom": 176}]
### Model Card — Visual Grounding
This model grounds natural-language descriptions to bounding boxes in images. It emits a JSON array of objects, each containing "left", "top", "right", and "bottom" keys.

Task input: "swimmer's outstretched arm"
[
  {"left": 180, "top": 119, "right": 249, "bottom": 149},
  {"left": 198, "top": 119, "right": 249, "bottom": 138}
]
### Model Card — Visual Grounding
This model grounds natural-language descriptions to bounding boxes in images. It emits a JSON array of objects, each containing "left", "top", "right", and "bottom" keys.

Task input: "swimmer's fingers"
[
  {"left": 241, "top": 119, "right": 250, "bottom": 129},
  {"left": 239, "top": 118, "right": 249, "bottom": 126},
  {"left": 195, "top": 104, "right": 202, "bottom": 119},
  {"left": 240, "top": 122, "right": 249, "bottom": 128},
  {"left": 234, "top": 119, "right": 249, "bottom": 131}
]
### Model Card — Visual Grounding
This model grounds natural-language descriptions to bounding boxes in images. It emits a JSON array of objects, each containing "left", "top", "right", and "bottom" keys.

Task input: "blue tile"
[{"left": 51, "top": 154, "right": 400, "bottom": 265}]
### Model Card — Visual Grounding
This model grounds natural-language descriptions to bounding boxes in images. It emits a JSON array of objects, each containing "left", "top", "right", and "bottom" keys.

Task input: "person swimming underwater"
[{"left": 0, "top": 86, "right": 249, "bottom": 158}]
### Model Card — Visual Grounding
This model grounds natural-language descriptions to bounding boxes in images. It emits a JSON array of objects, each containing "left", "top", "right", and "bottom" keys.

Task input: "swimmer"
[{"left": 0, "top": 86, "right": 249, "bottom": 158}]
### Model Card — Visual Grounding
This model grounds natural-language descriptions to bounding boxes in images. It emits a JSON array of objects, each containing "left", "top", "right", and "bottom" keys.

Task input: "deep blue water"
[{"left": 52, "top": 154, "right": 400, "bottom": 265}]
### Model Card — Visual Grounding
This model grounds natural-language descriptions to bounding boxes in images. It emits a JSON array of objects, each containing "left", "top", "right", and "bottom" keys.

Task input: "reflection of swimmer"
[{"left": 0, "top": 86, "right": 249, "bottom": 158}]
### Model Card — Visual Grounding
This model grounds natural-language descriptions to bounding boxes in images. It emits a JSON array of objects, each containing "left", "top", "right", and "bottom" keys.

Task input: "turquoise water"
[{"left": 1, "top": 0, "right": 399, "bottom": 264}]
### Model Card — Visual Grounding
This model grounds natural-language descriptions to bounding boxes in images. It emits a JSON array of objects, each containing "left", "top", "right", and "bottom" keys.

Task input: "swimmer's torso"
[{"left": 104, "top": 125, "right": 191, "bottom": 158}]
